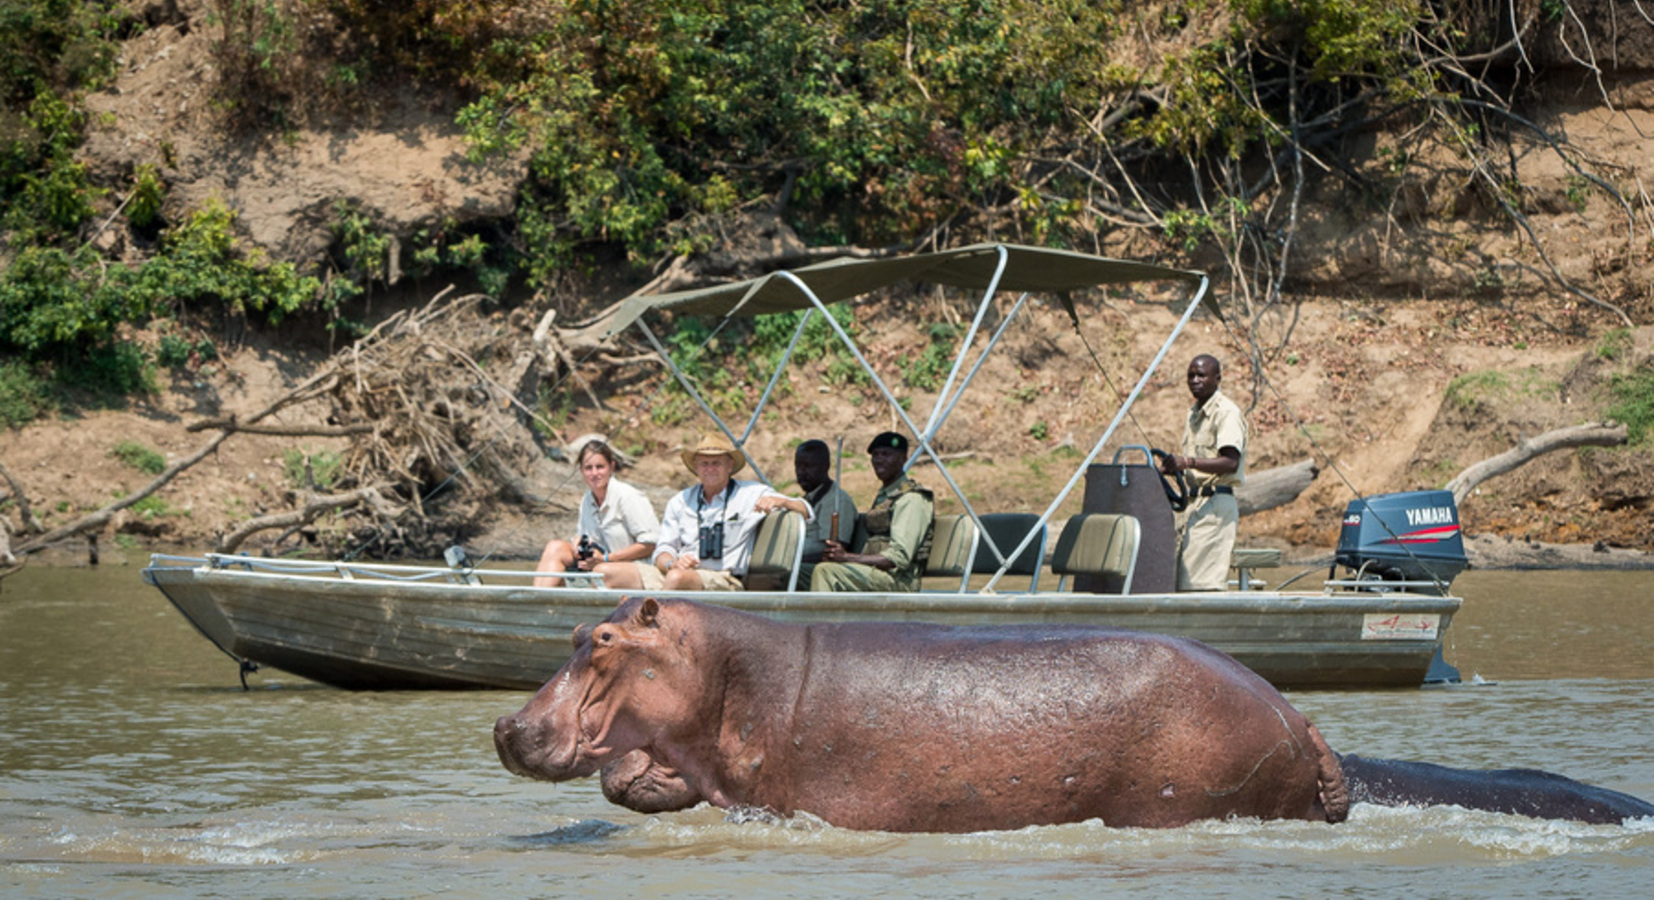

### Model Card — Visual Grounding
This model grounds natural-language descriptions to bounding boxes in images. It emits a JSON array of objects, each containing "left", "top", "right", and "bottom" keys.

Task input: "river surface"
[{"left": 2, "top": 565, "right": 1650, "bottom": 899}]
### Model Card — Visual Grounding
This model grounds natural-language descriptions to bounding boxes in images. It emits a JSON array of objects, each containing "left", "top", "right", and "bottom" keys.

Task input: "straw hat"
[{"left": 680, "top": 432, "right": 747, "bottom": 475}]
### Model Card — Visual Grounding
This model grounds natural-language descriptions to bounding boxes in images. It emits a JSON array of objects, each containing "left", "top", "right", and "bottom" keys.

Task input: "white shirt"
[
  {"left": 577, "top": 478, "right": 660, "bottom": 554},
  {"left": 655, "top": 479, "right": 805, "bottom": 575}
]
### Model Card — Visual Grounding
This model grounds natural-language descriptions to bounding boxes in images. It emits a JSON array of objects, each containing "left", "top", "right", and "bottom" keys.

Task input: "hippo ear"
[
  {"left": 636, "top": 597, "right": 661, "bottom": 628},
  {"left": 572, "top": 622, "right": 593, "bottom": 649}
]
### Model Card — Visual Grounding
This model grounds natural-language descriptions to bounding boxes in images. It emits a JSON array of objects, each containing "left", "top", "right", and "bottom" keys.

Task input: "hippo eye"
[{"left": 572, "top": 623, "right": 593, "bottom": 648}]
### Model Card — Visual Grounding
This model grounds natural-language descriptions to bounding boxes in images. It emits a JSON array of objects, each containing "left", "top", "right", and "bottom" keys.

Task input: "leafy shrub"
[
  {"left": 207, "top": 0, "right": 303, "bottom": 126},
  {"left": 127, "top": 164, "right": 167, "bottom": 228},
  {"left": 0, "top": 243, "right": 150, "bottom": 357},
  {"left": 749, "top": 305, "right": 859, "bottom": 378},
  {"left": 458, "top": 1, "right": 1132, "bottom": 279},
  {"left": 155, "top": 330, "right": 219, "bottom": 369},
  {"left": 60, "top": 342, "right": 157, "bottom": 397},
  {"left": 1605, "top": 364, "right": 1654, "bottom": 446},
  {"left": 901, "top": 323, "right": 961, "bottom": 391},
  {"left": 0, "top": 360, "right": 54, "bottom": 427},
  {"left": 111, "top": 440, "right": 166, "bottom": 475},
  {"left": 122, "top": 198, "right": 326, "bottom": 324},
  {"left": 0, "top": 2, "right": 124, "bottom": 236}
]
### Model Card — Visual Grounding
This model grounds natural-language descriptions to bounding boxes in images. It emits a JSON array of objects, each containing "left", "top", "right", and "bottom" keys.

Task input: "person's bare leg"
[
  {"left": 534, "top": 540, "right": 576, "bottom": 587},
  {"left": 594, "top": 561, "right": 644, "bottom": 590},
  {"left": 661, "top": 569, "right": 704, "bottom": 591}
]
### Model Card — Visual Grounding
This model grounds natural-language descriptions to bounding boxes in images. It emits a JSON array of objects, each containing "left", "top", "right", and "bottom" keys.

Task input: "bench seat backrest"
[{"left": 1050, "top": 513, "right": 1141, "bottom": 593}]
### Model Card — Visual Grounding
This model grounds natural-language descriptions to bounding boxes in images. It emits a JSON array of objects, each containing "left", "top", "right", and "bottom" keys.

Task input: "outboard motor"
[{"left": 1334, "top": 490, "right": 1468, "bottom": 595}]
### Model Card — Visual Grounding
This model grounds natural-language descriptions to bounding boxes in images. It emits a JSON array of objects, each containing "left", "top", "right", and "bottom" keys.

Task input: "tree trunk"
[
  {"left": 1445, "top": 422, "right": 1629, "bottom": 505},
  {"left": 1237, "top": 458, "right": 1319, "bottom": 516}
]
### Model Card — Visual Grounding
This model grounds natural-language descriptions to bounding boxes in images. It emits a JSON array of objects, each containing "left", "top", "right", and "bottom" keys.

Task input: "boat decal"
[
  {"left": 1361, "top": 612, "right": 1441, "bottom": 640},
  {"left": 1377, "top": 524, "right": 1461, "bottom": 545},
  {"left": 1404, "top": 506, "right": 1457, "bottom": 527}
]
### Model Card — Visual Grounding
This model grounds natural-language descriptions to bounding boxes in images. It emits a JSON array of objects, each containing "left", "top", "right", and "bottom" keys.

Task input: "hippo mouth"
[{"left": 493, "top": 712, "right": 598, "bottom": 782}]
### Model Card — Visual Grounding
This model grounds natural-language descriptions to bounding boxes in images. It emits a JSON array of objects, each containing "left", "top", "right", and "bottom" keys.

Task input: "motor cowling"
[{"left": 1334, "top": 490, "right": 1468, "bottom": 595}]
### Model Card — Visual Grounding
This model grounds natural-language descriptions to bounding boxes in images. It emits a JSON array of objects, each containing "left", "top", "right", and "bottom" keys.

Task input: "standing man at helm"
[
  {"left": 811, "top": 431, "right": 935, "bottom": 593},
  {"left": 1159, "top": 354, "right": 1248, "bottom": 591}
]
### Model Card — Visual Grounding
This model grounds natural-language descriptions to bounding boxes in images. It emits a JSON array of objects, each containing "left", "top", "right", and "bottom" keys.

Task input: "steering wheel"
[{"left": 1150, "top": 448, "right": 1190, "bottom": 512}]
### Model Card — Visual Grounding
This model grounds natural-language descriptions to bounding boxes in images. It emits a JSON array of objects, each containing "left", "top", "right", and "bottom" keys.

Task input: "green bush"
[
  {"left": 1, "top": 2, "right": 124, "bottom": 236},
  {"left": 127, "top": 164, "right": 167, "bottom": 228},
  {"left": 111, "top": 440, "right": 166, "bottom": 475},
  {"left": 901, "top": 323, "right": 961, "bottom": 391},
  {"left": 458, "top": 0, "right": 1132, "bottom": 279},
  {"left": 1605, "top": 364, "right": 1654, "bottom": 446},
  {"left": 0, "top": 360, "right": 54, "bottom": 427},
  {"left": 124, "top": 198, "right": 326, "bottom": 323},
  {"left": 0, "top": 243, "right": 150, "bottom": 357}
]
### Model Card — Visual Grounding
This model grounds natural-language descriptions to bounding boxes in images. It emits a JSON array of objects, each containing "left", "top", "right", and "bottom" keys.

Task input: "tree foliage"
[{"left": 2, "top": 0, "right": 1646, "bottom": 419}]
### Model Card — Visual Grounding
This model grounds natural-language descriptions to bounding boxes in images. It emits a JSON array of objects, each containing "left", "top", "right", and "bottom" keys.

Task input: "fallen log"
[
  {"left": 217, "top": 484, "right": 401, "bottom": 553},
  {"left": 1237, "top": 458, "right": 1319, "bottom": 516},
  {"left": 1444, "top": 422, "right": 1629, "bottom": 505}
]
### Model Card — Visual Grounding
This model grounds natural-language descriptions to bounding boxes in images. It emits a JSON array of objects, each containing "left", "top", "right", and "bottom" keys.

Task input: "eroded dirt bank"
[{"left": 4, "top": 2, "right": 1654, "bottom": 570}]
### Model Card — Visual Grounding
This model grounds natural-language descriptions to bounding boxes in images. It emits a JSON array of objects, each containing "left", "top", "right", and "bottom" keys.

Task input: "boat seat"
[
  {"left": 1231, "top": 547, "right": 1283, "bottom": 590},
  {"left": 1050, "top": 513, "right": 1141, "bottom": 593},
  {"left": 923, "top": 514, "right": 979, "bottom": 591},
  {"left": 972, "top": 513, "right": 1047, "bottom": 590},
  {"left": 744, "top": 509, "right": 807, "bottom": 591}
]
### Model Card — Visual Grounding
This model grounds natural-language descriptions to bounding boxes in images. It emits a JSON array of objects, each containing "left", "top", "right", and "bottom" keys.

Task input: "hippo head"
[{"left": 494, "top": 597, "right": 712, "bottom": 784}]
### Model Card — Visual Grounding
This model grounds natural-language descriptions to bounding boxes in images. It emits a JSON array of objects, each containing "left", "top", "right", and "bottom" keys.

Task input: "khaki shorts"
[
  {"left": 694, "top": 568, "right": 744, "bottom": 591},
  {"left": 626, "top": 561, "right": 743, "bottom": 591}
]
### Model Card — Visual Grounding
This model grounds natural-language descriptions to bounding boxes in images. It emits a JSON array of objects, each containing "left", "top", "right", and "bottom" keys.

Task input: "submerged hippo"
[{"left": 495, "top": 597, "right": 1653, "bottom": 831}]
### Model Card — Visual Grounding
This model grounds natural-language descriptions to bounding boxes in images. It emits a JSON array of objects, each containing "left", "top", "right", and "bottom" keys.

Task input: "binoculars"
[{"left": 697, "top": 523, "right": 726, "bottom": 561}]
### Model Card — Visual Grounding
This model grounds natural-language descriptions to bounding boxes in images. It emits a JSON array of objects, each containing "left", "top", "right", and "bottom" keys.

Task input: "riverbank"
[{"left": 3, "top": 300, "right": 1652, "bottom": 573}]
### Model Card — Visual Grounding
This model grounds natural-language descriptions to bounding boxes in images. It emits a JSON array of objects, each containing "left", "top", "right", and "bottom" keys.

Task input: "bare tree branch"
[{"left": 1446, "top": 422, "right": 1630, "bottom": 506}]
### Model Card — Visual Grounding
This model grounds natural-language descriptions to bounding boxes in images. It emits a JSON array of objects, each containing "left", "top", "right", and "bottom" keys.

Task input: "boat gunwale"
[{"left": 143, "top": 554, "right": 1462, "bottom": 618}]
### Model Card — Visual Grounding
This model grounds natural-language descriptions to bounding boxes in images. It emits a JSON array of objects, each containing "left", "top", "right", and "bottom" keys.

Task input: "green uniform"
[{"left": 810, "top": 476, "right": 934, "bottom": 593}]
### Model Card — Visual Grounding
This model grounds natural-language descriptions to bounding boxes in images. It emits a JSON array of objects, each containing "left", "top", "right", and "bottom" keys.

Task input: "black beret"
[{"left": 867, "top": 431, "right": 909, "bottom": 453}]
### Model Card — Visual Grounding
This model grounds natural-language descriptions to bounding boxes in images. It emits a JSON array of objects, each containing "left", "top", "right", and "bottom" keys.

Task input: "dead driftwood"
[
  {"left": 2, "top": 288, "right": 579, "bottom": 566},
  {"left": 212, "top": 288, "right": 579, "bottom": 554},
  {"left": 217, "top": 484, "right": 402, "bottom": 553},
  {"left": 1236, "top": 458, "right": 1319, "bottom": 516},
  {"left": 1444, "top": 422, "right": 1629, "bottom": 505}
]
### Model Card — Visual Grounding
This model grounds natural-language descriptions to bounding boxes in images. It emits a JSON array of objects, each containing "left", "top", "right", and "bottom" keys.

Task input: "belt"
[{"left": 1195, "top": 484, "right": 1234, "bottom": 498}]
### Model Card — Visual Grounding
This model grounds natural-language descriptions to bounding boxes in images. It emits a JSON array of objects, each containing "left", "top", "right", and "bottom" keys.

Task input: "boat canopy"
[
  {"left": 603, "top": 241, "right": 1214, "bottom": 589},
  {"left": 606, "top": 242, "right": 1211, "bottom": 337}
]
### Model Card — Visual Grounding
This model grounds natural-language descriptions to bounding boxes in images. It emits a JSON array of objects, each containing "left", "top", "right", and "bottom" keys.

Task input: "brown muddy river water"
[{"left": 2, "top": 564, "right": 1650, "bottom": 899}]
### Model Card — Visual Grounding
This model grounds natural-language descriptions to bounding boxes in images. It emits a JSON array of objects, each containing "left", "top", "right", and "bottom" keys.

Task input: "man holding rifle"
[{"left": 811, "top": 431, "right": 934, "bottom": 593}]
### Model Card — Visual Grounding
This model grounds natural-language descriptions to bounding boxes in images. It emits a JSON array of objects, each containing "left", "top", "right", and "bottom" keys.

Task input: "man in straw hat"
[{"left": 596, "top": 432, "right": 809, "bottom": 591}]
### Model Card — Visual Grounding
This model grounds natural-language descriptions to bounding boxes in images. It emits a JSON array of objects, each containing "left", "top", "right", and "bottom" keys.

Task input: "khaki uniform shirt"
[{"left": 1182, "top": 388, "right": 1248, "bottom": 491}]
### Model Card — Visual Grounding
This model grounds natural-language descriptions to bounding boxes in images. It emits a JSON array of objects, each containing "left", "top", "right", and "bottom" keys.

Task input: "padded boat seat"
[
  {"left": 1231, "top": 547, "right": 1283, "bottom": 590},
  {"left": 923, "top": 514, "right": 979, "bottom": 591},
  {"left": 1050, "top": 513, "right": 1141, "bottom": 593},
  {"left": 745, "top": 510, "right": 807, "bottom": 591}
]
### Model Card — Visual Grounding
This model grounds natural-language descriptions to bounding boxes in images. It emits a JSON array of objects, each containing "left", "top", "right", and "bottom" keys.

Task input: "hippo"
[
  {"left": 497, "top": 596, "right": 1348, "bottom": 831},
  {"left": 496, "top": 597, "right": 1653, "bottom": 831}
]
